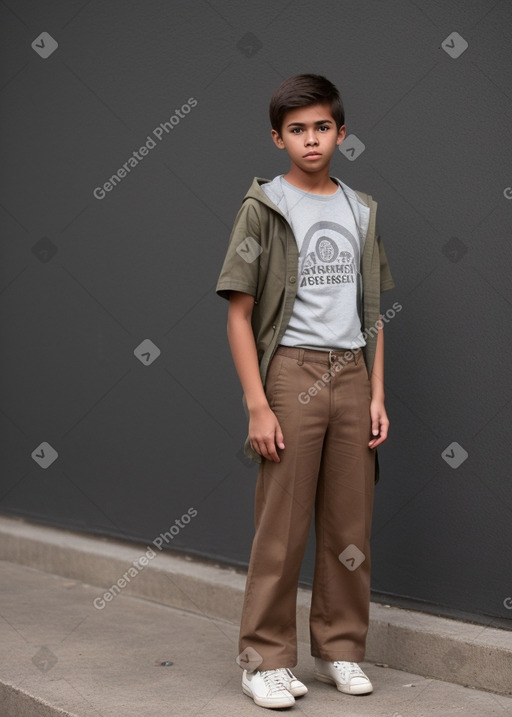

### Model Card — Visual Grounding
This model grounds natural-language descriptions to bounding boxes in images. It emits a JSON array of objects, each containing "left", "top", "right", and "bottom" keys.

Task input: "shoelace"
[
  {"left": 332, "top": 661, "right": 365, "bottom": 677},
  {"left": 260, "top": 669, "right": 291, "bottom": 693}
]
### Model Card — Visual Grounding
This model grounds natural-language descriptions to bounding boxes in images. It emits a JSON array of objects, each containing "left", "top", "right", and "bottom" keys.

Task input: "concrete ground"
[{"left": 1, "top": 560, "right": 511, "bottom": 717}]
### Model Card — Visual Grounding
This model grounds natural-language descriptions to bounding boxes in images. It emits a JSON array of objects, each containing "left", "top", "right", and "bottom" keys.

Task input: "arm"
[
  {"left": 227, "top": 291, "right": 285, "bottom": 462},
  {"left": 368, "top": 317, "right": 389, "bottom": 449}
]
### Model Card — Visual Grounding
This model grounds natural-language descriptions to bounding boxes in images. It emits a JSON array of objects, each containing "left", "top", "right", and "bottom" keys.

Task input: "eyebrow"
[{"left": 286, "top": 119, "right": 334, "bottom": 128}]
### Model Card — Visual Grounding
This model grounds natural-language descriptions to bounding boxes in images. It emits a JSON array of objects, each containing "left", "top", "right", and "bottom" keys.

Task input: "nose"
[{"left": 305, "top": 131, "right": 318, "bottom": 146}]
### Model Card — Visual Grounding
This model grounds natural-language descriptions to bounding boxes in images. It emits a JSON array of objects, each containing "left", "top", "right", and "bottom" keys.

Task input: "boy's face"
[{"left": 271, "top": 102, "right": 346, "bottom": 174}]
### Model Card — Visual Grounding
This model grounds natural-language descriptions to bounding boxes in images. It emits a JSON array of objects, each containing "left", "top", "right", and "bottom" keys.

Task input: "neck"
[{"left": 283, "top": 165, "right": 337, "bottom": 195}]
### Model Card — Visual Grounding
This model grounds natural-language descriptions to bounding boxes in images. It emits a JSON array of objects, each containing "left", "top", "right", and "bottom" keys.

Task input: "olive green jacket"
[{"left": 216, "top": 176, "right": 395, "bottom": 471}]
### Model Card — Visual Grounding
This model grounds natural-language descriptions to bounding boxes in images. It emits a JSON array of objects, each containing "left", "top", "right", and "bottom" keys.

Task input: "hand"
[
  {"left": 248, "top": 404, "right": 285, "bottom": 462},
  {"left": 368, "top": 399, "right": 389, "bottom": 449}
]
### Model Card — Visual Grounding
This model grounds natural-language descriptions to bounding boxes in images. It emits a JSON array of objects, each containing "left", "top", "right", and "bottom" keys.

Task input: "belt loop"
[
  {"left": 297, "top": 348, "right": 304, "bottom": 366},
  {"left": 353, "top": 349, "right": 360, "bottom": 365}
]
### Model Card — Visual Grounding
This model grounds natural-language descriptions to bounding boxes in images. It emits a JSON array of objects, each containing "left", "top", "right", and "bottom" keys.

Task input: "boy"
[{"left": 216, "top": 74, "right": 394, "bottom": 710}]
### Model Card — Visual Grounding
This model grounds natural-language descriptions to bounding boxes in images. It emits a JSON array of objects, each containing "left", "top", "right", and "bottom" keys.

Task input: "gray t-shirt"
[{"left": 261, "top": 175, "right": 365, "bottom": 350}]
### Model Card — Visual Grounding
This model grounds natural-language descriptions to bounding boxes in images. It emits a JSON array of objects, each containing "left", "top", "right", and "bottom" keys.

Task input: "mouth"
[{"left": 303, "top": 152, "right": 322, "bottom": 159}]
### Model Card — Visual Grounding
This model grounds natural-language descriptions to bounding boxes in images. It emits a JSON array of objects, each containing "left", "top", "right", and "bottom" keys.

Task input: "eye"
[
  {"left": 291, "top": 128, "right": 302, "bottom": 134},
  {"left": 318, "top": 125, "right": 329, "bottom": 132}
]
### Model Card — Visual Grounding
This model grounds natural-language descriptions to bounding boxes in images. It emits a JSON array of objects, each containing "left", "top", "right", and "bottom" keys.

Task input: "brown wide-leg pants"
[{"left": 238, "top": 345, "right": 376, "bottom": 671}]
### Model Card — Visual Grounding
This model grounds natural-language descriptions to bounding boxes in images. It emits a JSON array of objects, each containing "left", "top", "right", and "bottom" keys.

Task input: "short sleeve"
[{"left": 216, "top": 200, "right": 262, "bottom": 301}]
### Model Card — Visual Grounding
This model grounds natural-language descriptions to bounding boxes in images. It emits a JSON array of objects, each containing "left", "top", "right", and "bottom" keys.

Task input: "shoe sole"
[
  {"left": 242, "top": 684, "right": 295, "bottom": 708},
  {"left": 314, "top": 671, "right": 373, "bottom": 695}
]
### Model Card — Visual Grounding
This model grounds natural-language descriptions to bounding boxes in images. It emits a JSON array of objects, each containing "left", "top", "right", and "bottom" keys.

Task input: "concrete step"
[
  {"left": 0, "top": 515, "right": 511, "bottom": 704},
  {"left": 1, "top": 560, "right": 512, "bottom": 717}
]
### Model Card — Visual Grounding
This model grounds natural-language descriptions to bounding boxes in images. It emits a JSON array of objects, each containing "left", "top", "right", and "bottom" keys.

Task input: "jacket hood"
[{"left": 243, "top": 176, "right": 373, "bottom": 246}]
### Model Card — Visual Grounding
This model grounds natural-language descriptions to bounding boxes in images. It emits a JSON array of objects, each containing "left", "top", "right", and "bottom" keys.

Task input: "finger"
[
  {"left": 265, "top": 439, "right": 280, "bottom": 462},
  {"left": 369, "top": 422, "right": 388, "bottom": 448},
  {"left": 275, "top": 424, "right": 285, "bottom": 450},
  {"left": 254, "top": 436, "right": 277, "bottom": 462},
  {"left": 379, "top": 419, "right": 389, "bottom": 441},
  {"left": 250, "top": 439, "right": 264, "bottom": 456},
  {"left": 369, "top": 434, "right": 387, "bottom": 448}
]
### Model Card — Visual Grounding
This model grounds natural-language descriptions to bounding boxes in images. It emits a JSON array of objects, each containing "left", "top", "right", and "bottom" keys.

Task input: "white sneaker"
[
  {"left": 242, "top": 669, "right": 295, "bottom": 709},
  {"left": 273, "top": 667, "right": 308, "bottom": 697},
  {"left": 314, "top": 658, "right": 373, "bottom": 694}
]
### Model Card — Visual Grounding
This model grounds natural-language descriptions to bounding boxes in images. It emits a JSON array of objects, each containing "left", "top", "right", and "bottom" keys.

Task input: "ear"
[
  {"left": 336, "top": 124, "right": 347, "bottom": 146},
  {"left": 271, "top": 129, "right": 286, "bottom": 149}
]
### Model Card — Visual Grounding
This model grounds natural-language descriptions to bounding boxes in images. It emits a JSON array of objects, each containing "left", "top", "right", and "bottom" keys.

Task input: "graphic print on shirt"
[{"left": 298, "top": 220, "right": 362, "bottom": 320}]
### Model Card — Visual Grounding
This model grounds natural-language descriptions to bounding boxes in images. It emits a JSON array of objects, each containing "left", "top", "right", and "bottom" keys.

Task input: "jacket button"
[{"left": 289, "top": 276, "right": 296, "bottom": 283}]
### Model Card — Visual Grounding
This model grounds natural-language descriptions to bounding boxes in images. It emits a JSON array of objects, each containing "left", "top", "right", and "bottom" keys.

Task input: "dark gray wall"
[{"left": 1, "top": 0, "right": 511, "bottom": 626}]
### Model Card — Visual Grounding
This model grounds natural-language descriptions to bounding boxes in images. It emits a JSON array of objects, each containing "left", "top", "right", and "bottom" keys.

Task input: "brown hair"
[{"left": 269, "top": 74, "right": 345, "bottom": 134}]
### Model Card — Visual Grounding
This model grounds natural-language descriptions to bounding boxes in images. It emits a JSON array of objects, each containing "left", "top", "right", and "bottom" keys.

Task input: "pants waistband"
[{"left": 275, "top": 345, "right": 362, "bottom": 366}]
